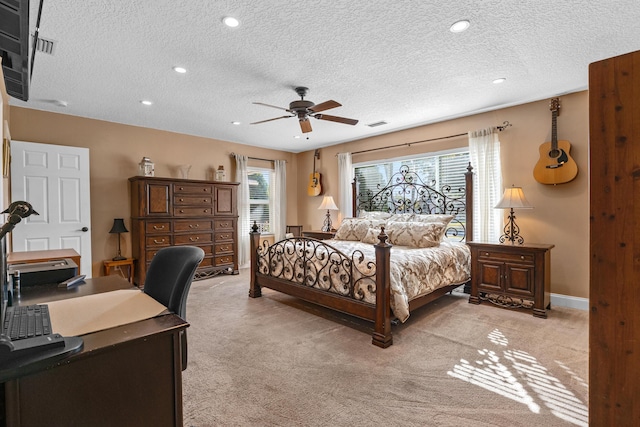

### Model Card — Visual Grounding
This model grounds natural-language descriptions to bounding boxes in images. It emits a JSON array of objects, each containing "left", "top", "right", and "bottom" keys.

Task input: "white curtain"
[
  {"left": 234, "top": 154, "right": 250, "bottom": 268},
  {"left": 337, "top": 152, "right": 353, "bottom": 222},
  {"left": 272, "top": 159, "right": 287, "bottom": 241},
  {"left": 469, "top": 127, "right": 502, "bottom": 242}
]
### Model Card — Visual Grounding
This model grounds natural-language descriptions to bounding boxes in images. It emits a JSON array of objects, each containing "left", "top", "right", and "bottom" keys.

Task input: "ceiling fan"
[{"left": 251, "top": 86, "right": 359, "bottom": 134}]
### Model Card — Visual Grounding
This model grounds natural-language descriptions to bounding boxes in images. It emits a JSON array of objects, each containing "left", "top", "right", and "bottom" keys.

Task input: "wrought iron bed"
[{"left": 249, "top": 164, "right": 474, "bottom": 347}]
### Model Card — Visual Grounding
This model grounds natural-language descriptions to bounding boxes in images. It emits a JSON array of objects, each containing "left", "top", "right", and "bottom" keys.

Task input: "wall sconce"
[
  {"left": 109, "top": 218, "right": 129, "bottom": 260},
  {"left": 318, "top": 196, "right": 339, "bottom": 232},
  {"left": 495, "top": 186, "right": 533, "bottom": 245}
]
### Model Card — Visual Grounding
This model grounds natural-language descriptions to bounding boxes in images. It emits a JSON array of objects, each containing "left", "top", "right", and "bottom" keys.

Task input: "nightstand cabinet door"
[{"left": 476, "top": 261, "right": 503, "bottom": 292}]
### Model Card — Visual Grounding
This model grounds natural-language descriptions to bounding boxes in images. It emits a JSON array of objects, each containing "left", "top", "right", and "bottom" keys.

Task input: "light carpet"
[{"left": 183, "top": 269, "right": 588, "bottom": 427}]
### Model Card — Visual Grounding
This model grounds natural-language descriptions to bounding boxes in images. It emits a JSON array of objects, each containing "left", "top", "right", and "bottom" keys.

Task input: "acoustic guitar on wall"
[
  {"left": 533, "top": 97, "right": 578, "bottom": 185},
  {"left": 307, "top": 149, "right": 322, "bottom": 196}
]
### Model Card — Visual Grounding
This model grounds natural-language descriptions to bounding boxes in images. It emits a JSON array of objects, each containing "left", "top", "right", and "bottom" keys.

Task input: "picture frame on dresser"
[{"left": 129, "top": 176, "right": 239, "bottom": 286}]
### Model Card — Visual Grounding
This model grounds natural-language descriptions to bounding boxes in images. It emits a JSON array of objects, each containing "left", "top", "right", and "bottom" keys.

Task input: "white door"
[{"left": 10, "top": 141, "right": 92, "bottom": 277}]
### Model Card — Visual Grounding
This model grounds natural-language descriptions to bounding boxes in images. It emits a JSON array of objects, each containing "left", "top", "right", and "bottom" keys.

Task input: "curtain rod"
[
  {"left": 345, "top": 121, "right": 512, "bottom": 156},
  {"left": 229, "top": 152, "right": 274, "bottom": 163}
]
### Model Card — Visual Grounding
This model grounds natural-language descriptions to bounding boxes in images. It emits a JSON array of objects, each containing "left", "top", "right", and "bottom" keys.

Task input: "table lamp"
[
  {"left": 318, "top": 196, "right": 339, "bottom": 232},
  {"left": 109, "top": 218, "right": 128, "bottom": 260},
  {"left": 495, "top": 186, "right": 533, "bottom": 245}
]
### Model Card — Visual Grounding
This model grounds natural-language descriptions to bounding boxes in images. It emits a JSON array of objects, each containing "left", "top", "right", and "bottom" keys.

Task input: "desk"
[
  {"left": 104, "top": 258, "right": 136, "bottom": 283},
  {"left": 7, "top": 249, "right": 81, "bottom": 274},
  {"left": 1, "top": 276, "right": 187, "bottom": 427}
]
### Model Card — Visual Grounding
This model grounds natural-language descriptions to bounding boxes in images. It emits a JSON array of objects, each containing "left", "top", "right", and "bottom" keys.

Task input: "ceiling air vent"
[
  {"left": 367, "top": 121, "right": 388, "bottom": 128},
  {"left": 32, "top": 35, "right": 56, "bottom": 55}
]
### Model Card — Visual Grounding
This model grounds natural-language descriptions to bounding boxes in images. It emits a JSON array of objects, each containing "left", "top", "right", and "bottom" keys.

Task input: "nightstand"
[
  {"left": 104, "top": 258, "right": 136, "bottom": 283},
  {"left": 468, "top": 242, "right": 554, "bottom": 318},
  {"left": 302, "top": 230, "right": 336, "bottom": 240}
]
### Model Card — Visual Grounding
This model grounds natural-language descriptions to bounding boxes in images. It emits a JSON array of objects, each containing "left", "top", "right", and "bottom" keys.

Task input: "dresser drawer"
[
  {"left": 174, "top": 207, "right": 212, "bottom": 216},
  {"left": 476, "top": 250, "right": 534, "bottom": 264},
  {"left": 174, "top": 183, "right": 212, "bottom": 194},
  {"left": 174, "top": 195, "right": 213, "bottom": 206},
  {"left": 174, "top": 232, "right": 213, "bottom": 245},
  {"left": 215, "top": 255, "right": 234, "bottom": 266},
  {"left": 214, "top": 219, "right": 234, "bottom": 230},
  {"left": 174, "top": 219, "right": 213, "bottom": 232},
  {"left": 146, "top": 235, "right": 171, "bottom": 247},
  {"left": 215, "top": 242, "right": 234, "bottom": 254},
  {"left": 199, "top": 257, "right": 214, "bottom": 268},
  {"left": 215, "top": 231, "right": 234, "bottom": 241},
  {"left": 145, "top": 221, "right": 171, "bottom": 234}
]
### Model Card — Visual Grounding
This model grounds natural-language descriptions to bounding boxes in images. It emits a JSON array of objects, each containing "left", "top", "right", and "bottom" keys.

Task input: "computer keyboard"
[{"left": 2, "top": 304, "right": 53, "bottom": 340}]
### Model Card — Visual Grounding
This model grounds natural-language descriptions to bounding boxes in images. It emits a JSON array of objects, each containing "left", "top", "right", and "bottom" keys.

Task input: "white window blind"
[{"left": 248, "top": 168, "right": 272, "bottom": 233}]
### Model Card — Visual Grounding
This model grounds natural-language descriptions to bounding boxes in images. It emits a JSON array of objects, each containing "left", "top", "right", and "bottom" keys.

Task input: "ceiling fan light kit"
[{"left": 251, "top": 86, "right": 359, "bottom": 134}]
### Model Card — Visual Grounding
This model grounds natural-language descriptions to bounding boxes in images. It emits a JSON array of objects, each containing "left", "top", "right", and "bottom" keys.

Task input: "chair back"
[{"left": 143, "top": 245, "right": 205, "bottom": 319}]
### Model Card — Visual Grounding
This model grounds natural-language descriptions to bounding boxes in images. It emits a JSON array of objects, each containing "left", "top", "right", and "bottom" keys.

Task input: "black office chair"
[{"left": 144, "top": 245, "right": 204, "bottom": 370}]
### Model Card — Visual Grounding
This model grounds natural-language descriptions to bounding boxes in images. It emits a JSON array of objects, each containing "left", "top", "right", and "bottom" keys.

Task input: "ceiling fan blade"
[
  {"left": 250, "top": 115, "right": 292, "bottom": 125},
  {"left": 315, "top": 114, "right": 359, "bottom": 126},
  {"left": 300, "top": 119, "right": 312, "bottom": 133},
  {"left": 309, "top": 100, "right": 341, "bottom": 113},
  {"left": 253, "top": 102, "right": 290, "bottom": 112}
]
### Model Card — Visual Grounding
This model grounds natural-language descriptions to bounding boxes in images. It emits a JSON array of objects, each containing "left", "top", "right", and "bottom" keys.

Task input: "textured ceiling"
[{"left": 9, "top": 1, "right": 640, "bottom": 153}]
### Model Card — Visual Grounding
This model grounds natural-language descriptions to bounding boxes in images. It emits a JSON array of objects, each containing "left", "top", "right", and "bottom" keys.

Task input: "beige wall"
[
  {"left": 9, "top": 91, "right": 589, "bottom": 298},
  {"left": 297, "top": 91, "right": 589, "bottom": 299},
  {"left": 8, "top": 107, "right": 298, "bottom": 277}
]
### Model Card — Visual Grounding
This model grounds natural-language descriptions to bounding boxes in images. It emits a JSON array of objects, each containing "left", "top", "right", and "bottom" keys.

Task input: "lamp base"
[
  {"left": 498, "top": 208, "right": 525, "bottom": 245},
  {"left": 112, "top": 255, "right": 126, "bottom": 261},
  {"left": 321, "top": 210, "right": 332, "bottom": 232}
]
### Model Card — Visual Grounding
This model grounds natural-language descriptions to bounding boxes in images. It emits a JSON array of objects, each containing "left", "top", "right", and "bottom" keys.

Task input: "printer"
[{"left": 8, "top": 259, "right": 78, "bottom": 287}]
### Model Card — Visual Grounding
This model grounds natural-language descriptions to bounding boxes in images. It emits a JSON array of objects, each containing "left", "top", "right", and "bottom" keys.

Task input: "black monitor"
[{"left": 0, "top": 0, "right": 30, "bottom": 101}]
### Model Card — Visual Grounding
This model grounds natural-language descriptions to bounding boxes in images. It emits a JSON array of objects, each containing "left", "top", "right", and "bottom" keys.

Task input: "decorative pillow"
[
  {"left": 361, "top": 227, "right": 393, "bottom": 244},
  {"left": 385, "top": 221, "right": 447, "bottom": 248},
  {"left": 387, "top": 213, "right": 415, "bottom": 222},
  {"left": 358, "top": 210, "right": 393, "bottom": 220},
  {"left": 334, "top": 218, "right": 382, "bottom": 241},
  {"left": 411, "top": 214, "right": 454, "bottom": 227}
]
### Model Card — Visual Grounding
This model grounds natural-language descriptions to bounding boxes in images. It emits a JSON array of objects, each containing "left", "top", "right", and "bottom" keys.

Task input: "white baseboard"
[{"left": 551, "top": 293, "right": 589, "bottom": 311}]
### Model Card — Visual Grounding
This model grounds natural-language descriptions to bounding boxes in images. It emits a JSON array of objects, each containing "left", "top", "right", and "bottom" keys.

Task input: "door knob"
[{"left": 81, "top": 227, "right": 89, "bottom": 232}]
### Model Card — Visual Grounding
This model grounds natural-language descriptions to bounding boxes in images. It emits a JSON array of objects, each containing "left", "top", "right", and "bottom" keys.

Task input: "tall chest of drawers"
[{"left": 129, "top": 176, "right": 239, "bottom": 286}]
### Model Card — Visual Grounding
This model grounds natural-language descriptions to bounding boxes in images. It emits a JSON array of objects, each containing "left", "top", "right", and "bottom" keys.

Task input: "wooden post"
[
  {"left": 465, "top": 162, "right": 474, "bottom": 243},
  {"left": 248, "top": 221, "right": 262, "bottom": 298},
  {"left": 372, "top": 227, "right": 392, "bottom": 348}
]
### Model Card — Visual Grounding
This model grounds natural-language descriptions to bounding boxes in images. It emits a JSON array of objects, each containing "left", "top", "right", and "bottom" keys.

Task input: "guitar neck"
[{"left": 551, "top": 110, "right": 558, "bottom": 151}]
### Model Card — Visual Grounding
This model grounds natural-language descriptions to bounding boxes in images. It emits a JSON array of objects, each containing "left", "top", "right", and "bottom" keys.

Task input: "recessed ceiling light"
[
  {"left": 294, "top": 136, "right": 301, "bottom": 139},
  {"left": 450, "top": 20, "right": 470, "bottom": 33},
  {"left": 173, "top": 66, "right": 187, "bottom": 74},
  {"left": 493, "top": 78, "right": 507, "bottom": 84},
  {"left": 140, "top": 100, "right": 153, "bottom": 106},
  {"left": 222, "top": 16, "right": 240, "bottom": 28},
  {"left": 231, "top": 121, "right": 241, "bottom": 125}
]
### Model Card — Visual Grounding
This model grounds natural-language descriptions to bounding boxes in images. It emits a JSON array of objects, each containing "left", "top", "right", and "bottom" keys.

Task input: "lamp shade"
[
  {"left": 318, "top": 196, "right": 339, "bottom": 211},
  {"left": 495, "top": 186, "right": 533, "bottom": 209},
  {"left": 109, "top": 218, "right": 129, "bottom": 234}
]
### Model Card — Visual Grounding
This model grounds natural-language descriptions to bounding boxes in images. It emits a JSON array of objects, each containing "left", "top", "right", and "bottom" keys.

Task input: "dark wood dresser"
[{"left": 129, "top": 176, "right": 239, "bottom": 285}]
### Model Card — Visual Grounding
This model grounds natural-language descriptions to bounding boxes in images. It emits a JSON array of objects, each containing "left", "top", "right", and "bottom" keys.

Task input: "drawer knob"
[
  {"left": 520, "top": 255, "right": 525, "bottom": 260},
  {"left": 484, "top": 252, "right": 489, "bottom": 256},
  {"left": 180, "top": 209, "right": 184, "bottom": 213},
  {"left": 153, "top": 239, "right": 165, "bottom": 244},
  {"left": 153, "top": 225, "right": 165, "bottom": 230},
  {"left": 189, "top": 224, "right": 199, "bottom": 229},
  {"left": 179, "top": 187, "right": 184, "bottom": 190},
  {"left": 204, "top": 199, "right": 208, "bottom": 202},
  {"left": 204, "top": 209, "right": 209, "bottom": 213},
  {"left": 179, "top": 198, "right": 184, "bottom": 202},
  {"left": 190, "top": 237, "right": 200, "bottom": 241}
]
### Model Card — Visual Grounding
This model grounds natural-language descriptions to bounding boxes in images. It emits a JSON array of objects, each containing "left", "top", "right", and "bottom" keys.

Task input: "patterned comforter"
[{"left": 329, "top": 239, "right": 471, "bottom": 322}]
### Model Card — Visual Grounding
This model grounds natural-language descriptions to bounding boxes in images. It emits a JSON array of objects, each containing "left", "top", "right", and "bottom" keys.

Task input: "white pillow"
[
  {"left": 385, "top": 221, "right": 447, "bottom": 248},
  {"left": 334, "top": 218, "right": 384, "bottom": 241},
  {"left": 387, "top": 213, "right": 415, "bottom": 222},
  {"left": 358, "top": 209, "right": 393, "bottom": 220},
  {"left": 360, "top": 227, "right": 393, "bottom": 244},
  {"left": 411, "top": 214, "right": 454, "bottom": 227}
]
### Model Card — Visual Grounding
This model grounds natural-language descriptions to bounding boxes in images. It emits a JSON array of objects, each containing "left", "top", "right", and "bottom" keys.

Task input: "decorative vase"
[
  {"left": 179, "top": 164, "right": 192, "bottom": 179},
  {"left": 215, "top": 165, "right": 226, "bottom": 181},
  {"left": 138, "top": 157, "right": 154, "bottom": 177}
]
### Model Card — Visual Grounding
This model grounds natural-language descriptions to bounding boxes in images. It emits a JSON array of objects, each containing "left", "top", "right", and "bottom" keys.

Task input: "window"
[
  {"left": 248, "top": 167, "right": 273, "bottom": 234},
  {"left": 354, "top": 149, "right": 470, "bottom": 235}
]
